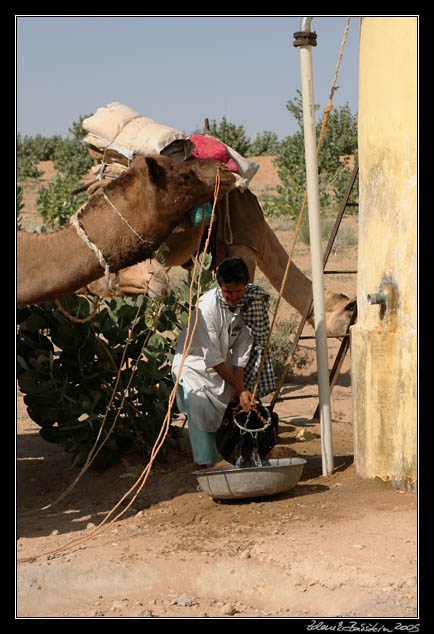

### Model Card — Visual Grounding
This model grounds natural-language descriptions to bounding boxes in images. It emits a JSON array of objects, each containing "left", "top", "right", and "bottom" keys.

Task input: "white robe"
[{"left": 172, "top": 287, "right": 253, "bottom": 432}]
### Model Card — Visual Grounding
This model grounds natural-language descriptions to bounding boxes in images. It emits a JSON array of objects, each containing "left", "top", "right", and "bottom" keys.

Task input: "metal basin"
[{"left": 194, "top": 457, "right": 306, "bottom": 500}]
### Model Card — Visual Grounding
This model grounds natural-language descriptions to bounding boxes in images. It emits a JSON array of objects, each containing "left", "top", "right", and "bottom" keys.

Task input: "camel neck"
[{"left": 16, "top": 225, "right": 113, "bottom": 305}]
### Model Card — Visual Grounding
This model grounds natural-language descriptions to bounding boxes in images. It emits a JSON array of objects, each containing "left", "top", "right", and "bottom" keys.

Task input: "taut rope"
[
  {"left": 102, "top": 191, "right": 146, "bottom": 246},
  {"left": 54, "top": 295, "right": 100, "bottom": 324},
  {"left": 248, "top": 17, "right": 352, "bottom": 409}
]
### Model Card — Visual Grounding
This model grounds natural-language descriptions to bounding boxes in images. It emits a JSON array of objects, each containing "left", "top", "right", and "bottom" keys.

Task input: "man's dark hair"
[{"left": 216, "top": 257, "right": 249, "bottom": 286}]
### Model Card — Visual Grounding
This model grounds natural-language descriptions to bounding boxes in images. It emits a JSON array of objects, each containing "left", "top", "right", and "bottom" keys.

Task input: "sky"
[{"left": 16, "top": 15, "right": 361, "bottom": 142}]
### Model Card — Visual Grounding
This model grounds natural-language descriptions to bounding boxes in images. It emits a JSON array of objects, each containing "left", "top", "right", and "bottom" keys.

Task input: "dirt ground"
[{"left": 16, "top": 159, "right": 418, "bottom": 620}]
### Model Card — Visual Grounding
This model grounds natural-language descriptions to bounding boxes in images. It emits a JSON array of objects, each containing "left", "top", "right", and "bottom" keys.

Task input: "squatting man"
[{"left": 172, "top": 256, "right": 276, "bottom": 467}]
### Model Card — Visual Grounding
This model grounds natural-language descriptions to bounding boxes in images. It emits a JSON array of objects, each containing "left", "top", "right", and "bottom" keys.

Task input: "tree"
[
  {"left": 207, "top": 117, "right": 251, "bottom": 156},
  {"left": 247, "top": 131, "right": 280, "bottom": 156},
  {"left": 269, "top": 91, "right": 358, "bottom": 219}
]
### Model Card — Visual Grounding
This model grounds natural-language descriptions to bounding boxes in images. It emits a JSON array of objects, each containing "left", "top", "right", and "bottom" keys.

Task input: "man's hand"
[
  {"left": 238, "top": 389, "right": 257, "bottom": 413},
  {"left": 214, "top": 363, "right": 257, "bottom": 412}
]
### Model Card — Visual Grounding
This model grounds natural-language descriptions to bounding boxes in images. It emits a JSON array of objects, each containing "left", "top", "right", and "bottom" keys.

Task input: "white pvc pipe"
[{"left": 298, "top": 16, "right": 334, "bottom": 475}]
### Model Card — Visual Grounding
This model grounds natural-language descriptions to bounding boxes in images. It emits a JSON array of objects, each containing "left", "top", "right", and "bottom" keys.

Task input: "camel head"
[
  {"left": 134, "top": 258, "right": 170, "bottom": 299},
  {"left": 321, "top": 292, "right": 357, "bottom": 336},
  {"left": 128, "top": 154, "right": 236, "bottom": 233},
  {"left": 76, "top": 258, "right": 170, "bottom": 300},
  {"left": 304, "top": 291, "right": 357, "bottom": 335},
  {"left": 79, "top": 154, "right": 236, "bottom": 272},
  {"left": 17, "top": 155, "right": 234, "bottom": 307}
]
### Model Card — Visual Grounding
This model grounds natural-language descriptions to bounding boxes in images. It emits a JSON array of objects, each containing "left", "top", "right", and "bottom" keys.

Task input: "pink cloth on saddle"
[{"left": 190, "top": 134, "right": 239, "bottom": 173}]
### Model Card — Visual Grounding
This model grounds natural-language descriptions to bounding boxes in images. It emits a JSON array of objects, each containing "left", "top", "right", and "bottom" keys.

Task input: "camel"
[
  {"left": 80, "top": 168, "right": 356, "bottom": 334},
  {"left": 17, "top": 155, "right": 235, "bottom": 306},
  {"left": 321, "top": 292, "right": 357, "bottom": 335},
  {"left": 160, "top": 186, "right": 356, "bottom": 335},
  {"left": 76, "top": 258, "right": 170, "bottom": 300}
]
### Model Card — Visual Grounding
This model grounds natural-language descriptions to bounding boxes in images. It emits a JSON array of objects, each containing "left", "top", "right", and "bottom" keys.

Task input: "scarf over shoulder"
[{"left": 216, "top": 284, "right": 276, "bottom": 398}]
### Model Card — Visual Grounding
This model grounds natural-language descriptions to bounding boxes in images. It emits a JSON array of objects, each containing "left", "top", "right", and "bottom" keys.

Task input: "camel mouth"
[
  {"left": 144, "top": 273, "right": 170, "bottom": 299},
  {"left": 147, "top": 287, "right": 170, "bottom": 299}
]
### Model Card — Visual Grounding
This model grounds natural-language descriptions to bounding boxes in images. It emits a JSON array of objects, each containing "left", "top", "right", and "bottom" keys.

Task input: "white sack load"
[{"left": 82, "top": 102, "right": 193, "bottom": 163}]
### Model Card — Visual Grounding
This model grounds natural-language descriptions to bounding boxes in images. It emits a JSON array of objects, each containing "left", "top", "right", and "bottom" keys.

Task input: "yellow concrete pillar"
[{"left": 351, "top": 17, "right": 417, "bottom": 489}]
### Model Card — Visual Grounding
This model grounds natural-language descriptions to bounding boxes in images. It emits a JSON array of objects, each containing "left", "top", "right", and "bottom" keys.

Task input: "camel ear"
[{"left": 145, "top": 157, "right": 167, "bottom": 188}]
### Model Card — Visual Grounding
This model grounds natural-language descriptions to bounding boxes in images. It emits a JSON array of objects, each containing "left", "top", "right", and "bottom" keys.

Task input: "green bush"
[
  {"left": 16, "top": 254, "right": 215, "bottom": 472},
  {"left": 17, "top": 294, "right": 180, "bottom": 471},
  {"left": 16, "top": 136, "right": 44, "bottom": 181},
  {"left": 17, "top": 132, "right": 64, "bottom": 181},
  {"left": 17, "top": 115, "right": 93, "bottom": 184},
  {"left": 36, "top": 173, "right": 88, "bottom": 230},
  {"left": 18, "top": 133, "right": 64, "bottom": 162},
  {"left": 52, "top": 138, "right": 93, "bottom": 178}
]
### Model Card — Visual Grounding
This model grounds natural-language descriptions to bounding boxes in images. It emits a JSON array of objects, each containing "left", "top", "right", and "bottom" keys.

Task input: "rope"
[
  {"left": 319, "top": 17, "right": 351, "bottom": 143},
  {"left": 233, "top": 404, "right": 272, "bottom": 434},
  {"left": 32, "top": 293, "right": 152, "bottom": 514},
  {"left": 102, "top": 191, "right": 146, "bottom": 245},
  {"left": 249, "top": 17, "right": 352, "bottom": 409},
  {"left": 22, "top": 164, "right": 167, "bottom": 513},
  {"left": 70, "top": 177, "right": 146, "bottom": 295},
  {"left": 249, "top": 193, "right": 307, "bottom": 407},
  {"left": 18, "top": 169, "right": 223, "bottom": 563},
  {"left": 54, "top": 295, "right": 100, "bottom": 324},
  {"left": 19, "top": 293, "right": 156, "bottom": 521},
  {"left": 70, "top": 207, "right": 113, "bottom": 291}
]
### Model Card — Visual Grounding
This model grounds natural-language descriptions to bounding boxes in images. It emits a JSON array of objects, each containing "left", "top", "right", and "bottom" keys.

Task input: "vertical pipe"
[{"left": 297, "top": 17, "right": 334, "bottom": 475}]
